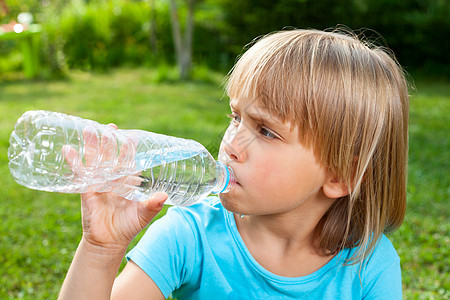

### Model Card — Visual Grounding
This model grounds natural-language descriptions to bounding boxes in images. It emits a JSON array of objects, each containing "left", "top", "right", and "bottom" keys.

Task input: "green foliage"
[
  {"left": 58, "top": 1, "right": 162, "bottom": 70},
  {"left": 354, "top": 0, "right": 450, "bottom": 75},
  {"left": 0, "top": 0, "right": 173, "bottom": 75},
  {"left": 0, "top": 0, "right": 41, "bottom": 24},
  {"left": 0, "top": 51, "right": 22, "bottom": 73},
  {"left": 2, "top": 0, "right": 447, "bottom": 77},
  {"left": 151, "top": 63, "right": 180, "bottom": 83},
  {"left": 59, "top": 1, "right": 111, "bottom": 69},
  {"left": 38, "top": 2, "right": 70, "bottom": 78},
  {"left": 389, "top": 77, "right": 450, "bottom": 298},
  {"left": 214, "top": 0, "right": 450, "bottom": 75},
  {"left": 48, "top": 0, "right": 225, "bottom": 72}
]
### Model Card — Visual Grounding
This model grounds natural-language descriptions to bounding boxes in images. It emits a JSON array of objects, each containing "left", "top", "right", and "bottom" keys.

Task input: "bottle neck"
[{"left": 212, "top": 161, "right": 236, "bottom": 194}]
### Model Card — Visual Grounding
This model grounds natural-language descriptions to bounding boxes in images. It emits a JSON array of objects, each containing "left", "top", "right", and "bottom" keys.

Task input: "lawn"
[{"left": 0, "top": 69, "right": 448, "bottom": 299}]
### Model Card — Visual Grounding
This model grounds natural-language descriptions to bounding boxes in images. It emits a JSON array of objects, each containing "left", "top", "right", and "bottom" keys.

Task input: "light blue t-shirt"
[{"left": 127, "top": 197, "right": 402, "bottom": 299}]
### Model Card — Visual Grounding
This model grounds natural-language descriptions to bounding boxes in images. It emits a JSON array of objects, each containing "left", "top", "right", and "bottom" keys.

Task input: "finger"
[
  {"left": 82, "top": 126, "right": 100, "bottom": 167},
  {"left": 138, "top": 192, "right": 168, "bottom": 225},
  {"left": 117, "top": 137, "right": 136, "bottom": 170},
  {"left": 107, "top": 174, "right": 144, "bottom": 195},
  {"left": 99, "top": 130, "right": 117, "bottom": 166},
  {"left": 147, "top": 191, "right": 169, "bottom": 207},
  {"left": 107, "top": 123, "right": 118, "bottom": 130},
  {"left": 122, "top": 174, "right": 145, "bottom": 187},
  {"left": 63, "top": 145, "right": 82, "bottom": 170}
]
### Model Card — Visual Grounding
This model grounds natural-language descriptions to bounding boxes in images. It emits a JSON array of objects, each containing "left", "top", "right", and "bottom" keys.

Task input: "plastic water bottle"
[{"left": 7, "top": 110, "right": 235, "bottom": 206}]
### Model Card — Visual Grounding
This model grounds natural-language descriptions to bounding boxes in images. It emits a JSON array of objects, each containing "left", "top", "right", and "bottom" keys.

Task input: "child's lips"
[
  {"left": 218, "top": 155, "right": 240, "bottom": 188},
  {"left": 233, "top": 175, "right": 241, "bottom": 187},
  {"left": 228, "top": 166, "right": 240, "bottom": 188}
]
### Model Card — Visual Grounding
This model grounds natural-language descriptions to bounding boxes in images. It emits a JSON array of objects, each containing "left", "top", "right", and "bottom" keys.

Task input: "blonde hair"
[{"left": 226, "top": 29, "right": 409, "bottom": 264}]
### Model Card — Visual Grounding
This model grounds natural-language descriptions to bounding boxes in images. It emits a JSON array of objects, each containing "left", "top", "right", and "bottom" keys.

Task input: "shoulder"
[
  {"left": 360, "top": 234, "right": 402, "bottom": 299},
  {"left": 364, "top": 234, "right": 400, "bottom": 268},
  {"left": 343, "top": 234, "right": 400, "bottom": 271},
  {"left": 125, "top": 197, "right": 226, "bottom": 298}
]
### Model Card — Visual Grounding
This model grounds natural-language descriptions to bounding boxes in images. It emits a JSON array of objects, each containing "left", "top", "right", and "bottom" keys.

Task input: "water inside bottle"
[
  {"left": 131, "top": 149, "right": 217, "bottom": 205},
  {"left": 134, "top": 149, "right": 200, "bottom": 170}
]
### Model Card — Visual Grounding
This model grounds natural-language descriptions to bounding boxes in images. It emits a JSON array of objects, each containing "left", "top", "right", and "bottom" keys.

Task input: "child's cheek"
[{"left": 250, "top": 161, "right": 275, "bottom": 186}]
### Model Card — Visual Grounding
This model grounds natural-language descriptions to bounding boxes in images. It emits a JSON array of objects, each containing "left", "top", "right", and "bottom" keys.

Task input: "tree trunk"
[
  {"left": 182, "top": 0, "right": 194, "bottom": 79},
  {"left": 169, "top": 0, "right": 195, "bottom": 80},
  {"left": 0, "top": 0, "right": 9, "bottom": 14},
  {"left": 149, "top": 0, "right": 157, "bottom": 56}
]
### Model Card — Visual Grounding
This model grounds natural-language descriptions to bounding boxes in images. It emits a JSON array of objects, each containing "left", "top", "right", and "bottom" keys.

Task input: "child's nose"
[{"left": 221, "top": 124, "right": 251, "bottom": 162}]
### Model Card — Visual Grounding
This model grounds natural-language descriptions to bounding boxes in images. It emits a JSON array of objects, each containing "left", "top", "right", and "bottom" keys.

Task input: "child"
[{"left": 59, "top": 28, "right": 409, "bottom": 299}]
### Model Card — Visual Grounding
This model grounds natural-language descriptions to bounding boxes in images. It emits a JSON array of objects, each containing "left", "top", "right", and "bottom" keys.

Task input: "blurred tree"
[
  {"left": 213, "top": 0, "right": 360, "bottom": 59},
  {"left": 39, "top": 1, "right": 69, "bottom": 77},
  {"left": 0, "top": 0, "right": 9, "bottom": 16},
  {"left": 149, "top": 0, "right": 157, "bottom": 55},
  {"left": 169, "top": 0, "right": 196, "bottom": 79},
  {"left": 357, "top": 0, "right": 450, "bottom": 74},
  {"left": 1, "top": 0, "right": 447, "bottom": 77},
  {"left": 215, "top": 0, "right": 449, "bottom": 75},
  {"left": 0, "top": 0, "right": 41, "bottom": 23}
]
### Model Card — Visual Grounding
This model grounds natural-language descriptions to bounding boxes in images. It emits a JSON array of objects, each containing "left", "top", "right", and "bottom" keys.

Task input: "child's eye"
[
  {"left": 259, "top": 127, "right": 278, "bottom": 139},
  {"left": 227, "top": 113, "right": 241, "bottom": 125}
]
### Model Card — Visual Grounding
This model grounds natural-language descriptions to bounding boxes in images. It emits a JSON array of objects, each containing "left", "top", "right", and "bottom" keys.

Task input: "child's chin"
[{"left": 218, "top": 193, "right": 239, "bottom": 214}]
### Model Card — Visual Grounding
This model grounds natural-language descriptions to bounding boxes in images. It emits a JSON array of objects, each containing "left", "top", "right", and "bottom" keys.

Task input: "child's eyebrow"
[
  {"left": 230, "top": 101, "right": 287, "bottom": 132},
  {"left": 246, "top": 111, "right": 280, "bottom": 129}
]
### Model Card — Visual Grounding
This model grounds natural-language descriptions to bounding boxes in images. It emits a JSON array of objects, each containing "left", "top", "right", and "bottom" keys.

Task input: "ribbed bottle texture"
[{"left": 8, "top": 110, "right": 235, "bottom": 206}]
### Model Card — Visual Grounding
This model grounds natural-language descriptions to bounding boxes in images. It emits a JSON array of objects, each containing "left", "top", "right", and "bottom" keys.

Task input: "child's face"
[{"left": 218, "top": 98, "right": 329, "bottom": 216}]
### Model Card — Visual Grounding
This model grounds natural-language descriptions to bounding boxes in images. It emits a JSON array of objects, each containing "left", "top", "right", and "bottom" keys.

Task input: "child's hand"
[
  {"left": 64, "top": 123, "right": 168, "bottom": 251},
  {"left": 79, "top": 188, "right": 167, "bottom": 251}
]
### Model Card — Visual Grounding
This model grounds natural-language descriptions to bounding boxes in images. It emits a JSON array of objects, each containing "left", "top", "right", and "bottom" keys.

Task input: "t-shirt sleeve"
[
  {"left": 126, "top": 207, "right": 198, "bottom": 298},
  {"left": 362, "top": 235, "right": 402, "bottom": 299}
]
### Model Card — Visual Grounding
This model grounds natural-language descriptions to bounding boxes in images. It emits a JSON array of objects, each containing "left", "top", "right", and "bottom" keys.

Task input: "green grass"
[
  {"left": 0, "top": 69, "right": 448, "bottom": 299},
  {"left": 388, "top": 77, "right": 450, "bottom": 299}
]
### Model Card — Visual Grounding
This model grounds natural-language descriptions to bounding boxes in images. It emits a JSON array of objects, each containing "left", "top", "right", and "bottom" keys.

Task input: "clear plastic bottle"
[{"left": 8, "top": 110, "right": 235, "bottom": 206}]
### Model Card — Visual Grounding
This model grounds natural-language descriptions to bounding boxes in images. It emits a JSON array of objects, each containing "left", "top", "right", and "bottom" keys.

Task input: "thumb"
[{"left": 138, "top": 192, "right": 168, "bottom": 224}]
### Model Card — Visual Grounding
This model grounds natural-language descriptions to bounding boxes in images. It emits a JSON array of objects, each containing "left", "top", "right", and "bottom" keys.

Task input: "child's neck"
[{"left": 234, "top": 198, "right": 335, "bottom": 277}]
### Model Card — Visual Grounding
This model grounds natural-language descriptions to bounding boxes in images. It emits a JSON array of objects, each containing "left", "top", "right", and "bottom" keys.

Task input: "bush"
[
  {"left": 43, "top": 0, "right": 227, "bottom": 73},
  {"left": 47, "top": 0, "right": 173, "bottom": 71},
  {"left": 59, "top": 2, "right": 111, "bottom": 70},
  {"left": 3, "top": 0, "right": 447, "bottom": 77}
]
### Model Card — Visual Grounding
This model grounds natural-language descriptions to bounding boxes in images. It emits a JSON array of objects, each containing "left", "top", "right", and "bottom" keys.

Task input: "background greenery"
[
  {"left": 0, "top": 69, "right": 449, "bottom": 299},
  {"left": 0, "top": 0, "right": 449, "bottom": 78},
  {"left": 0, "top": 0, "right": 449, "bottom": 299}
]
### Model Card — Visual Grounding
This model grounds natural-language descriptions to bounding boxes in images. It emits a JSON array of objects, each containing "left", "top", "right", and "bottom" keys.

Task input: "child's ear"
[{"left": 323, "top": 176, "right": 350, "bottom": 199}]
